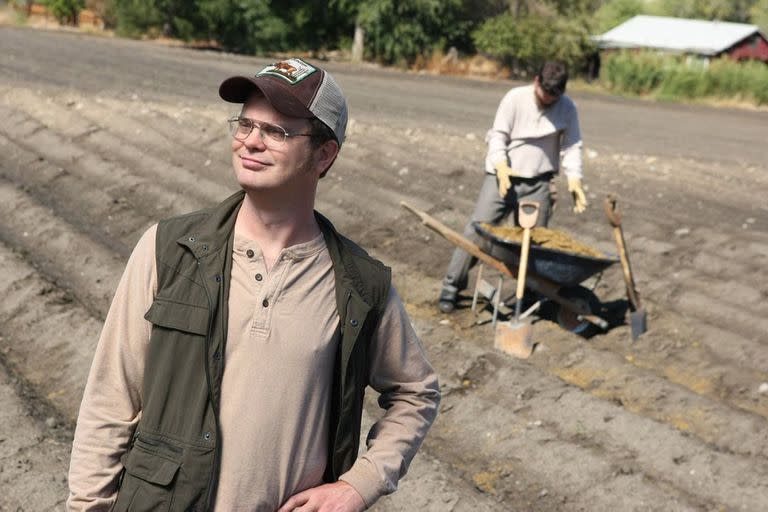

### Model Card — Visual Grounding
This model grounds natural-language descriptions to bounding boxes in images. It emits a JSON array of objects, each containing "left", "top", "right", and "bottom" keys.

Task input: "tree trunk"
[{"left": 351, "top": 22, "right": 364, "bottom": 63}]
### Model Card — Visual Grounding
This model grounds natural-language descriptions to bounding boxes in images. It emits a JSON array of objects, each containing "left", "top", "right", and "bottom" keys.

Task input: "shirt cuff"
[{"left": 338, "top": 458, "right": 386, "bottom": 508}]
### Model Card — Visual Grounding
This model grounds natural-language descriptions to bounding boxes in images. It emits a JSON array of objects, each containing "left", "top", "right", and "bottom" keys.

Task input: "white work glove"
[
  {"left": 567, "top": 177, "right": 588, "bottom": 214},
  {"left": 494, "top": 161, "right": 519, "bottom": 198}
]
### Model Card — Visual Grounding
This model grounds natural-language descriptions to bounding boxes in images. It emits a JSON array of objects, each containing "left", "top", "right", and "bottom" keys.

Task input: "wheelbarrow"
[
  {"left": 473, "top": 221, "right": 617, "bottom": 332},
  {"left": 401, "top": 202, "right": 615, "bottom": 331}
]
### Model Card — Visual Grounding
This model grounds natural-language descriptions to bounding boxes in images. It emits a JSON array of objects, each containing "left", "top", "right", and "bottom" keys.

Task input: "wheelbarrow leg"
[
  {"left": 471, "top": 264, "right": 484, "bottom": 314},
  {"left": 492, "top": 275, "right": 503, "bottom": 327}
]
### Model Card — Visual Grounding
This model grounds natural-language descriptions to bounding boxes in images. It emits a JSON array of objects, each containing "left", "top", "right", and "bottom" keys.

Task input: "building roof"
[{"left": 594, "top": 15, "right": 762, "bottom": 56}]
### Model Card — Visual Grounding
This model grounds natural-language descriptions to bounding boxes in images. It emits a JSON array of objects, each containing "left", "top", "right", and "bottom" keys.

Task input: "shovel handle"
[
  {"left": 603, "top": 195, "right": 622, "bottom": 227},
  {"left": 516, "top": 201, "right": 539, "bottom": 303},
  {"left": 603, "top": 195, "right": 642, "bottom": 310}
]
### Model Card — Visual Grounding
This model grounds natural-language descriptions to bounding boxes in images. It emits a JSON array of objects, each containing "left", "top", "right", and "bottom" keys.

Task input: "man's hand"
[
  {"left": 567, "top": 177, "right": 588, "bottom": 214},
  {"left": 277, "top": 481, "right": 366, "bottom": 512},
  {"left": 494, "top": 161, "right": 519, "bottom": 198}
]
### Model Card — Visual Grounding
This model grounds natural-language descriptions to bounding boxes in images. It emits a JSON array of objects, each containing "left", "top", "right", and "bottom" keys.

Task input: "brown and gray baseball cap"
[{"left": 219, "top": 58, "right": 348, "bottom": 146}]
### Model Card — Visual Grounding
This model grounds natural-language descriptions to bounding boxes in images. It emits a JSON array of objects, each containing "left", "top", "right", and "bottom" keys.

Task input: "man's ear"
[{"left": 314, "top": 139, "right": 340, "bottom": 179}]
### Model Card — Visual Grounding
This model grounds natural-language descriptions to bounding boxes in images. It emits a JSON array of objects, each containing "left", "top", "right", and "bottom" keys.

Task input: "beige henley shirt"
[{"left": 68, "top": 223, "right": 440, "bottom": 511}]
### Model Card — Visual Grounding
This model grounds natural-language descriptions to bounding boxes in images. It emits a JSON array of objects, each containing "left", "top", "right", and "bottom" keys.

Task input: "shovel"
[
  {"left": 604, "top": 195, "right": 647, "bottom": 341},
  {"left": 495, "top": 201, "right": 540, "bottom": 358}
]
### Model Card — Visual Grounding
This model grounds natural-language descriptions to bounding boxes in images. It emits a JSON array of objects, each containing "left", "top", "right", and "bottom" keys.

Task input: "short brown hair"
[{"left": 309, "top": 118, "right": 338, "bottom": 178}]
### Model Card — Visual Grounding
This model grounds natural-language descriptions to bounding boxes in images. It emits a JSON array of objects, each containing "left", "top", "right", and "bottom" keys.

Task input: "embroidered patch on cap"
[{"left": 257, "top": 58, "right": 317, "bottom": 84}]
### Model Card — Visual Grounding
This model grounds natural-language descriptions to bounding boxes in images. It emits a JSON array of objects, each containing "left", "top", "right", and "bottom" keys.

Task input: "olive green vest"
[{"left": 111, "top": 191, "right": 391, "bottom": 512}]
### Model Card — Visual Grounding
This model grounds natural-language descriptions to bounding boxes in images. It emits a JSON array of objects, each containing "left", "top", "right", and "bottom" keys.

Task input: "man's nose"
[{"left": 243, "top": 128, "right": 267, "bottom": 150}]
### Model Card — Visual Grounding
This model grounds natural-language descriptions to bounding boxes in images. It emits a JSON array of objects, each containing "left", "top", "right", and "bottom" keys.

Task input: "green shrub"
[{"left": 602, "top": 51, "right": 768, "bottom": 105}]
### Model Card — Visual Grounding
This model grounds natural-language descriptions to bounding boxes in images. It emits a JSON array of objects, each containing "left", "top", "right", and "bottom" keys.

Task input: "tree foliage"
[
  {"left": 42, "top": 0, "right": 85, "bottom": 24},
  {"left": 593, "top": 0, "right": 644, "bottom": 33},
  {"left": 96, "top": 0, "right": 767, "bottom": 76},
  {"left": 356, "top": 0, "right": 465, "bottom": 65},
  {"left": 472, "top": 11, "right": 595, "bottom": 76}
]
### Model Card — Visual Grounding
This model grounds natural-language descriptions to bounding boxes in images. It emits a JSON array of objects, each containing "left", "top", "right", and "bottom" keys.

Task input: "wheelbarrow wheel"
[{"left": 555, "top": 286, "right": 601, "bottom": 336}]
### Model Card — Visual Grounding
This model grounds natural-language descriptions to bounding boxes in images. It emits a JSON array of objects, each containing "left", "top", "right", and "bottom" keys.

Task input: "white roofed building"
[{"left": 593, "top": 15, "right": 768, "bottom": 63}]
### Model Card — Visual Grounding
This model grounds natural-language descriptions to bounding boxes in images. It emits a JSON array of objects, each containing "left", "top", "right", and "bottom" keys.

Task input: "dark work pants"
[{"left": 440, "top": 173, "right": 554, "bottom": 300}]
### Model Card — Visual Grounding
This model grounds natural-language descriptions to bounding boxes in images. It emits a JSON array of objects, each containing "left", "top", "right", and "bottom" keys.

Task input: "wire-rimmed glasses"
[{"left": 227, "top": 116, "right": 312, "bottom": 146}]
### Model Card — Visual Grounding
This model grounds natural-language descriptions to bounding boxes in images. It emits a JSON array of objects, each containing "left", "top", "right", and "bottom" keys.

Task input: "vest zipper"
[
  {"left": 330, "top": 289, "right": 353, "bottom": 479},
  {"left": 197, "top": 258, "right": 221, "bottom": 511}
]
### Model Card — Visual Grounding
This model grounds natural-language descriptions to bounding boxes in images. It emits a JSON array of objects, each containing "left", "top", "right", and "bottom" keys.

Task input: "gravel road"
[{"left": 1, "top": 25, "right": 767, "bottom": 511}]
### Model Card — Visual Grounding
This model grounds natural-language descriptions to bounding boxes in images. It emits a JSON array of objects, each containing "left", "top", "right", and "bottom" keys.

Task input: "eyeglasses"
[{"left": 227, "top": 116, "right": 312, "bottom": 146}]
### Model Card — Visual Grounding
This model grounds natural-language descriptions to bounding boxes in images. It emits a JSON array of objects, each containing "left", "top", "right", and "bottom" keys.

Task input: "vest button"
[
  {"left": 246, "top": 249, "right": 255, "bottom": 258},
  {"left": 255, "top": 273, "right": 263, "bottom": 281},
  {"left": 262, "top": 298, "right": 269, "bottom": 308},
  {"left": 350, "top": 319, "right": 359, "bottom": 327},
  {"left": 203, "top": 432, "right": 212, "bottom": 440}
]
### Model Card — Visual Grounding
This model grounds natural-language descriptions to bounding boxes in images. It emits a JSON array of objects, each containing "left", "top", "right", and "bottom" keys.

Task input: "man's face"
[
  {"left": 231, "top": 94, "right": 323, "bottom": 193},
  {"left": 533, "top": 76, "right": 562, "bottom": 108}
]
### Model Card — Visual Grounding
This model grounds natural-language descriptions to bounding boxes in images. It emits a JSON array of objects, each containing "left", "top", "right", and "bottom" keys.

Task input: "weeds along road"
[{"left": 1, "top": 25, "right": 768, "bottom": 511}]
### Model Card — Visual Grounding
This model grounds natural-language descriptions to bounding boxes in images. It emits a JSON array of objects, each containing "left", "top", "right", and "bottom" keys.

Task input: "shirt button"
[
  {"left": 262, "top": 298, "right": 269, "bottom": 308},
  {"left": 255, "top": 273, "right": 263, "bottom": 281},
  {"left": 246, "top": 249, "right": 255, "bottom": 258}
]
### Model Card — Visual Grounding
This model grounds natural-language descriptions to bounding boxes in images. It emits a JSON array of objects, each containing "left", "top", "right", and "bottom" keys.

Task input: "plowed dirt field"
[{"left": 1, "top": 26, "right": 767, "bottom": 511}]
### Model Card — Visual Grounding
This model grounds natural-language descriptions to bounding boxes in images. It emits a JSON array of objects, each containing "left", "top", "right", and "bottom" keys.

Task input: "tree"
[
  {"left": 356, "top": 0, "right": 464, "bottom": 65},
  {"left": 43, "top": 0, "right": 85, "bottom": 25},
  {"left": 750, "top": 0, "right": 768, "bottom": 31},
  {"left": 594, "top": 0, "right": 645, "bottom": 33},
  {"left": 473, "top": 11, "right": 594, "bottom": 77}
]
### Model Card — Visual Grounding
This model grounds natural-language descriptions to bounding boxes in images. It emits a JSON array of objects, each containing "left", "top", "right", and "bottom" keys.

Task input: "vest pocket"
[
  {"left": 112, "top": 438, "right": 182, "bottom": 512},
  {"left": 144, "top": 297, "right": 209, "bottom": 336}
]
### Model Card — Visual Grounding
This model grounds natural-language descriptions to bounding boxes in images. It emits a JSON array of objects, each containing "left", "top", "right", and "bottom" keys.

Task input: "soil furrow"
[{"left": 0, "top": 178, "right": 125, "bottom": 317}]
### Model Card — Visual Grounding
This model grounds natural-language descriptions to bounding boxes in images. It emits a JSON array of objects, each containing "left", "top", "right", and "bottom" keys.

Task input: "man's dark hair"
[
  {"left": 537, "top": 61, "right": 568, "bottom": 96},
  {"left": 309, "top": 117, "right": 338, "bottom": 178},
  {"left": 309, "top": 117, "right": 337, "bottom": 149}
]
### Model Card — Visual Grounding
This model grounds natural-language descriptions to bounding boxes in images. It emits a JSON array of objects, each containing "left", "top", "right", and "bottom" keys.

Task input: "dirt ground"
[{"left": 1, "top": 25, "right": 767, "bottom": 511}]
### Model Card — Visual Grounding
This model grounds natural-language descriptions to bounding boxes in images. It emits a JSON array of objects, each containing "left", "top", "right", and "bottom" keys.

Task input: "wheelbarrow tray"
[{"left": 473, "top": 222, "right": 618, "bottom": 287}]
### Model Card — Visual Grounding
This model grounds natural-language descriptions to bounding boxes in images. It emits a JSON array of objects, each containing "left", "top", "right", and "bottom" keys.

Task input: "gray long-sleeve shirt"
[{"left": 485, "top": 84, "right": 583, "bottom": 180}]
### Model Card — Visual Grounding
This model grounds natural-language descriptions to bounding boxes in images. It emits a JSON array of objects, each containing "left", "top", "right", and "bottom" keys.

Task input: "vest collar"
[
  {"left": 175, "top": 190, "right": 373, "bottom": 309},
  {"left": 176, "top": 190, "right": 245, "bottom": 260}
]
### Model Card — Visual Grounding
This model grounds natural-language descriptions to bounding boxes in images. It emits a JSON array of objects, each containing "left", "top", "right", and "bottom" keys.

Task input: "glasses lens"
[
  {"left": 229, "top": 118, "right": 252, "bottom": 140},
  {"left": 259, "top": 122, "right": 287, "bottom": 145}
]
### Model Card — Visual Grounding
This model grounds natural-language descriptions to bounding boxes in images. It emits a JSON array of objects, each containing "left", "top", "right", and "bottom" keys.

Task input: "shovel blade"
[
  {"left": 495, "top": 321, "right": 535, "bottom": 359},
  {"left": 630, "top": 308, "right": 647, "bottom": 341}
]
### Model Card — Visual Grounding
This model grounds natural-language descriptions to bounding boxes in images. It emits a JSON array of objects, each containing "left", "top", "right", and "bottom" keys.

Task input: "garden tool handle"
[
  {"left": 516, "top": 227, "right": 531, "bottom": 301},
  {"left": 515, "top": 201, "right": 539, "bottom": 302},
  {"left": 603, "top": 195, "right": 622, "bottom": 227},
  {"left": 603, "top": 196, "right": 642, "bottom": 310}
]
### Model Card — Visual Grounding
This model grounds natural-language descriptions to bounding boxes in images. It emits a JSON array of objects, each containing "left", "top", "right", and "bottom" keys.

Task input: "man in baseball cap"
[{"left": 68, "top": 58, "right": 440, "bottom": 512}]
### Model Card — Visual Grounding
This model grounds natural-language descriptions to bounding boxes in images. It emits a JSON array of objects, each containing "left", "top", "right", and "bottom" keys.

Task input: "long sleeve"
[
  {"left": 67, "top": 224, "right": 158, "bottom": 511},
  {"left": 561, "top": 104, "right": 583, "bottom": 180},
  {"left": 338, "top": 287, "right": 440, "bottom": 507},
  {"left": 485, "top": 89, "right": 517, "bottom": 172}
]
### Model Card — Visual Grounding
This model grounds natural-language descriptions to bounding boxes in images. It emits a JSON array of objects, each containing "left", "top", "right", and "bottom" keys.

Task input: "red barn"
[{"left": 594, "top": 15, "right": 768, "bottom": 64}]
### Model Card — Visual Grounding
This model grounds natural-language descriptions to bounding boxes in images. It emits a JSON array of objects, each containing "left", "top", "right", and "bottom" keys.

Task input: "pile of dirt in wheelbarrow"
[{"left": 480, "top": 223, "right": 606, "bottom": 259}]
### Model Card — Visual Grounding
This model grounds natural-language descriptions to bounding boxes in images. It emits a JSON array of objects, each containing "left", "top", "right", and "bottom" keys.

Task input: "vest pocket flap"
[
  {"left": 145, "top": 298, "right": 209, "bottom": 335},
  {"left": 122, "top": 444, "right": 181, "bottom": 486}
]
